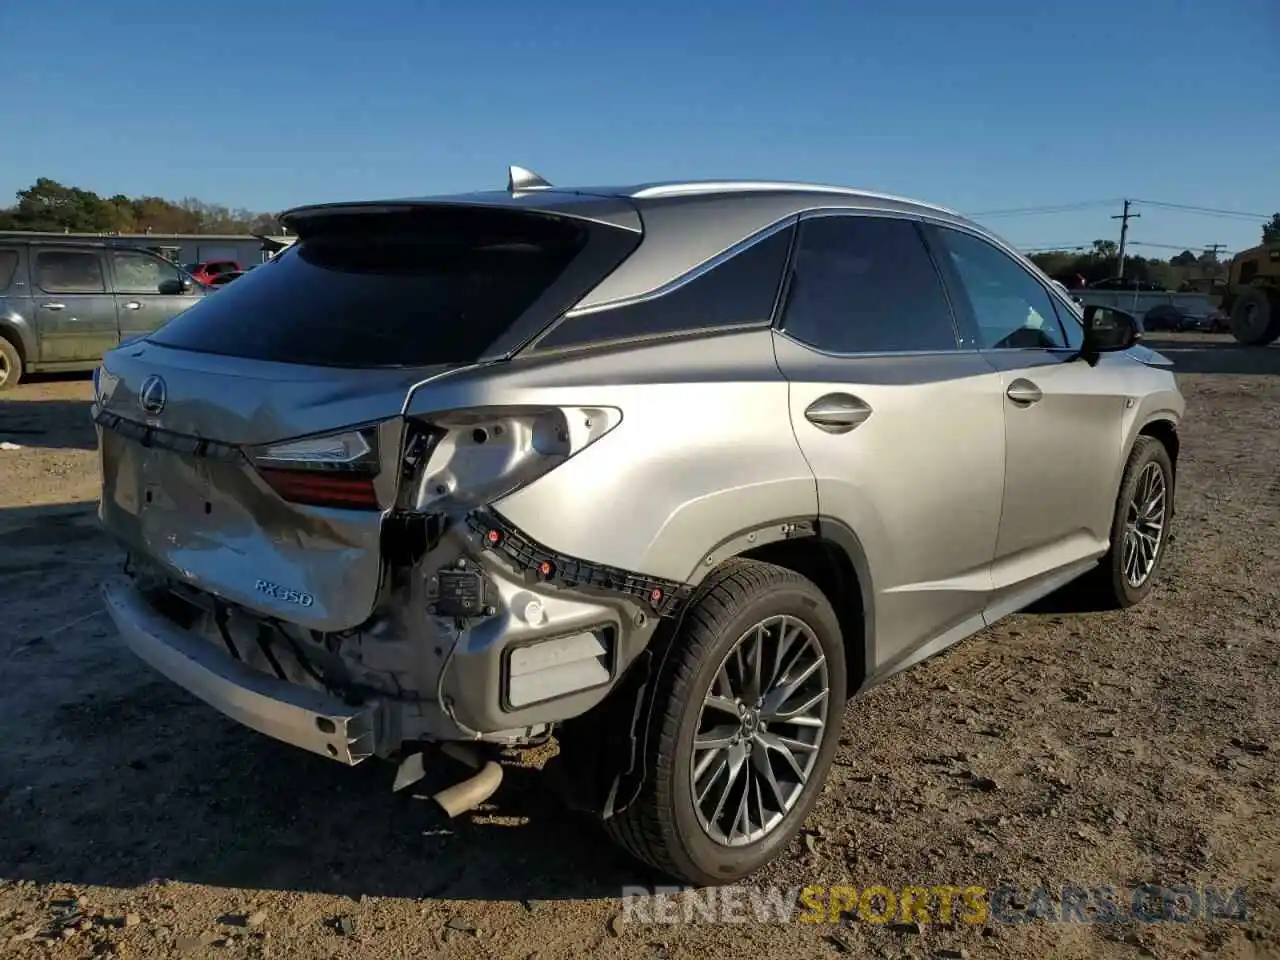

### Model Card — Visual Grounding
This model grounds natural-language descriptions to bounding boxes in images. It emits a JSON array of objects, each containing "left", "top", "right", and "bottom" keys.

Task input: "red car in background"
[{"left": 183, "top": 260, "right": 242, "bottom": 285}]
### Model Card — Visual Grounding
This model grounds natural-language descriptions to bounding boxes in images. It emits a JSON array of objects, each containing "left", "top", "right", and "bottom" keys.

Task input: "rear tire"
[
  {"left": 0, "top": 336, "right": 22, "bottom": 391},
  {"left": 1079, "top": 436, "right": 1174, "bottom": 609},
  {"left": 1229, "top": 287, "right": 1280, "bottom": 346},
  {"left": 603, "top": 559, "right": 846, "bottom": 886}
]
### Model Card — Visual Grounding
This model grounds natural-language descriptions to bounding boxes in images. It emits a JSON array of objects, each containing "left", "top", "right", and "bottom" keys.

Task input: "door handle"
[
  {"left": 804, "top": 393, "right": 873, "bottom": 434},
  {"left": 41, "top": 302, "right": 66, "bottom": 311},
  {"left": 123, "top": 301, "right": 143, "bottom": 310},
  {"left": 1006, "top": 378, "right": 1043, "bottom": 405}
]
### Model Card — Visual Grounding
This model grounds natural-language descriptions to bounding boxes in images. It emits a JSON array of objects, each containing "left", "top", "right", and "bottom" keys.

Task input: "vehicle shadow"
[
  {"left": 0, "top": 396, "right": 95, "bottom": 450},
  {"left": 2, "top": 735, "right": 648, "bottom": 903},
  {"left": 1022, "top": 576, "right": 1112, "bottom": 616},
  {"left": 1143, "top": 334, "right": 1280, "bottom": 376},
  {"left": 0, "top": 501, "right": 654, "bottom": 903}
]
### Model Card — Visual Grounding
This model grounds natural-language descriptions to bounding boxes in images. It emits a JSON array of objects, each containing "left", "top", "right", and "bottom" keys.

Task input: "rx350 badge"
[{"left": 254, "top": 579, "right": 315, "bottom": 607}]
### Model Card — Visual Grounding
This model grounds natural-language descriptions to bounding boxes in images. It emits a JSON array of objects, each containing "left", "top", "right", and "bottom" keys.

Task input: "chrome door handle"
[
  {"left": 41, "top": 302, "right": 66, "bottom": 311},
  {"left": 1006, "top": 378, "right": 1043, "bottom": 405},
  {"left": 804, "top": 393, "right": 873, "bottom": 434},
  {"left": 123, "top": 301, "right": 143, "bottom": 310}
]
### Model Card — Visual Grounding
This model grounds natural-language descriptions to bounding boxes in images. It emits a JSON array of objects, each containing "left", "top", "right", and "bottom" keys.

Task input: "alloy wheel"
[
  {"left": 1123, "top": 461, "right": 1167, "bottom": 587},
  {"left": 690, "top": 614, "right": 830, "bottom": 847}
]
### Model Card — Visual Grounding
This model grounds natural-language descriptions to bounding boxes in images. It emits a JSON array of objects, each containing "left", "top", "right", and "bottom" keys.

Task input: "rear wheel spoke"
[
  {"left": 691, "top": 613, "right": 830, "bottom": 847},
  {"left": 709, "top": 742, "right": 748, "bottom": 825},
  {"left": 761, "top": 656, "right": 825, "bottom": 715},
  {"left": 695, "top": 725, "right": 739, "bottom": 752},
  {"left": 751, "top": 738, "right": 790, "bottom": 810},
  {"left": 703, "top": 693, "right": 738, "bottom": 718},
  {"left": 756, "top": 730, "right": 809, "bottom": 782},
  {"left": 763, "top": 688, "right": 828, "bottom": 725}
]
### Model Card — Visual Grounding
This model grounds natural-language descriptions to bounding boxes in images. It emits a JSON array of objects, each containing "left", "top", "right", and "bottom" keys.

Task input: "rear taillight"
[
  {"left": 248, "top": 427, "right": 383, "bottom": 511},
  {"left": 255, "top": 468, "right": 380, "bottom": 510}
]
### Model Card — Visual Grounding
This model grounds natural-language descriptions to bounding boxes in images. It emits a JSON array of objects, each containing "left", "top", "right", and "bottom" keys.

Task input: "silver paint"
[{"left": 96, "top": 178, "right": 1186, "bottom": 764}]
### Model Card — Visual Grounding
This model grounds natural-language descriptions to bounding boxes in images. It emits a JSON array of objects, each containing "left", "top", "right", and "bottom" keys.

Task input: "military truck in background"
[
  {"left": 1068, "top": 241, "right": 1280, "bottom": 344},
  {"left": 1220, "top": 240, "right": 1280, "bottom": 346}
]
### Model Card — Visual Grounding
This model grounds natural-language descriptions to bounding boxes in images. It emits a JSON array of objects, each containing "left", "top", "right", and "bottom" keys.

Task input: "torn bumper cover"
[{"left": 103, "top": 579, "right": 379, "bottom": 765}]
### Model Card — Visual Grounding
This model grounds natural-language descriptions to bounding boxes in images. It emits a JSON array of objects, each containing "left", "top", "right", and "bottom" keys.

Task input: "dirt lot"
[{"left": 1, "top": 336, "right": 1278, "bottom": 960}]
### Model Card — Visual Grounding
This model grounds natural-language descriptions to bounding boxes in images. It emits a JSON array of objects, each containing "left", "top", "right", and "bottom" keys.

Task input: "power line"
[
  {"left": 1134, "top": 240, "right": 1233, "bottom": 253},
  {"left": 1132, "top": 199, "right": 1274, "bottom": 221},
  {"left": 969, "top": 197, "right": 1274, "bottom": 223},
  {"left": 966, "top": 199, "right": 1123, "bottom": 218},
  {"left": 1019, "top": 240, "right": 1233, "bottom": 254}
]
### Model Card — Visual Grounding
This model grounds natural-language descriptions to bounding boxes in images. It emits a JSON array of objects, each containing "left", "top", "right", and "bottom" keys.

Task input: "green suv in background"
[{"left": 0, "top": 237, "right": 205, "bottom": 389}]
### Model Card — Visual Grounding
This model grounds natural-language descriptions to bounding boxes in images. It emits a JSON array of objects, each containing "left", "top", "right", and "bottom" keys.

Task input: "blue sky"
[{"left": 2, "top": 0, "right": 1277, "bottom": 255}]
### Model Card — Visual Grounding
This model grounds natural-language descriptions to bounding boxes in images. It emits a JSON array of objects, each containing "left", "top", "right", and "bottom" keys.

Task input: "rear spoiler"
[{"left": 278, "top": 192, "right": 642, "bottom": 238}]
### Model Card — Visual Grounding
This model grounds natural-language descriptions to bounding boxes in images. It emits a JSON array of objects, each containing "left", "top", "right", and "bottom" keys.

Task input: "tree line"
[
  {"left": 1031, "top": 212, "right": 1279, "bottom": 291},
  {"left": 0, "top": 178, "right": 282, "bottom": 236},
  {"left": 3, "top": 177, "right": 1276, "bottom": 286}
]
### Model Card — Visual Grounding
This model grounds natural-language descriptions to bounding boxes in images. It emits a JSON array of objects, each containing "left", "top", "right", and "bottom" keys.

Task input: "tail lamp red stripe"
[{"left": 256, "top": 467, "right": 380, "bottom": 510}]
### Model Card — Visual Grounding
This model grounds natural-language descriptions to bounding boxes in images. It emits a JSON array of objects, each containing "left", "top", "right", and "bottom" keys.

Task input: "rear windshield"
[{"left": 149, "top": 208, "right": 588, "bottom": 367}]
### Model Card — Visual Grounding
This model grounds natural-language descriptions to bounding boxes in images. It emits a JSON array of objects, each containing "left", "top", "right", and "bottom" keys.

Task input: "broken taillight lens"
[{"left": 248, "top": 427, "right": 383, "bottom": 511}]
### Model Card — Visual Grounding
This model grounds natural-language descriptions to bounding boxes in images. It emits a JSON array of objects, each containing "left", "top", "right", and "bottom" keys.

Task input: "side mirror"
[
  {"left": 1081, "top": 305, "right": 1140, "bottom": 365},
  {"left": 157, "top": 278, "right": 184, "bottom": 295}
]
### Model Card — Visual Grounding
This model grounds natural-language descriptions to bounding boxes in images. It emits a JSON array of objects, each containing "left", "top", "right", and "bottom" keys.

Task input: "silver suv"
[{"left": 95, "top": 171, "right": 1183, "bottom": 885}]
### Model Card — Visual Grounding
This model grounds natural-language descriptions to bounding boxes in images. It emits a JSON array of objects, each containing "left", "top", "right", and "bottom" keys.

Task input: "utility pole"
[
  {"left": 1203, "top": 243, "right": 1227, "bottom": 282},
  {"left": 1112, "top": 199, "right": 1140, "bottom": 278}
]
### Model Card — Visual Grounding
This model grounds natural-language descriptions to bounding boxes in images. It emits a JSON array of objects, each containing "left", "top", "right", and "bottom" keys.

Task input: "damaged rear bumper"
[{"left": 103, "top": 578, "right": 380, "bottom": 765}]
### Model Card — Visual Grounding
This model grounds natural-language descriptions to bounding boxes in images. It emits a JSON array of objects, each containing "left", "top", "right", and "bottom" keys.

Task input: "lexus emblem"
[{"left": 139, "top": 375, "right": 167, "bottom": 415}]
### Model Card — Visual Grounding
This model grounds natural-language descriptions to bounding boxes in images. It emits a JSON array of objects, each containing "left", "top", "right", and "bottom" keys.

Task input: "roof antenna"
[{"left": 507, "top": 165, "right": 552, "bottom": 193}]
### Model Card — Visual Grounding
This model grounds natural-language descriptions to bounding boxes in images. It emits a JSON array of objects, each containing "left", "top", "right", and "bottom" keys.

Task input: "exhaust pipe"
[{"left": 432, "top": 742, "right": 504, "bottom": 817}]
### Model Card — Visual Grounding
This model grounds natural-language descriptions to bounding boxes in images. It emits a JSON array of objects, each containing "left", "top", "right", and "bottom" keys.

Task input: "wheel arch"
[
  {"left": 0, "top": 316, "right": 31, "bottom": 365},
  {"left": 1138, "top": 416, "right": 1179, "bottom": 463},
  {"left": 732, "top": 516, "right": 874, "bottom": 691},
  {"left": 556, "top": 517, "right": 875, "bottom": 823},
  {"left": 1136, "top": 416, "right": 1180, "bottom": 512}
]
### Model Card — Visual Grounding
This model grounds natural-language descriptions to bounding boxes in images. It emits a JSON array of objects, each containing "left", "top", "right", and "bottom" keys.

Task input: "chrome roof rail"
[{"left": 626, "top": 180, "right": 959, "bottom": 216}]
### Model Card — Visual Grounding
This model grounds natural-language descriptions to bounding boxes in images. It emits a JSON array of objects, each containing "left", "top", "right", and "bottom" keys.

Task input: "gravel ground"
[{"left": 1, "top": 335, "right": 1277, "bottom": 960}]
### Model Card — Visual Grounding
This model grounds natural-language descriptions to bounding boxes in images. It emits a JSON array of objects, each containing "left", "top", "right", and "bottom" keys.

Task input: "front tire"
[
  {"left": 604, "top": 559, "right": 846, "bottom": 885},
  {"left": 1081, "top": 436, "right": 1174, "bottom": 609}
]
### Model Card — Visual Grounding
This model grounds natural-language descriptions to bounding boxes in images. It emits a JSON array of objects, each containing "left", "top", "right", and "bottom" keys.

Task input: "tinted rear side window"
[
  {"left": 149, "top": 208, "right": 592, "bottom": 367},
  {"left": 0, "top": 250, "right": 17, "bottom": 291},
  {"left": 780, "top": 216, "right": 958, "bottom": 354},
  {"left": 535, "top": 225, "right": 793, "bottom": 350}
]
